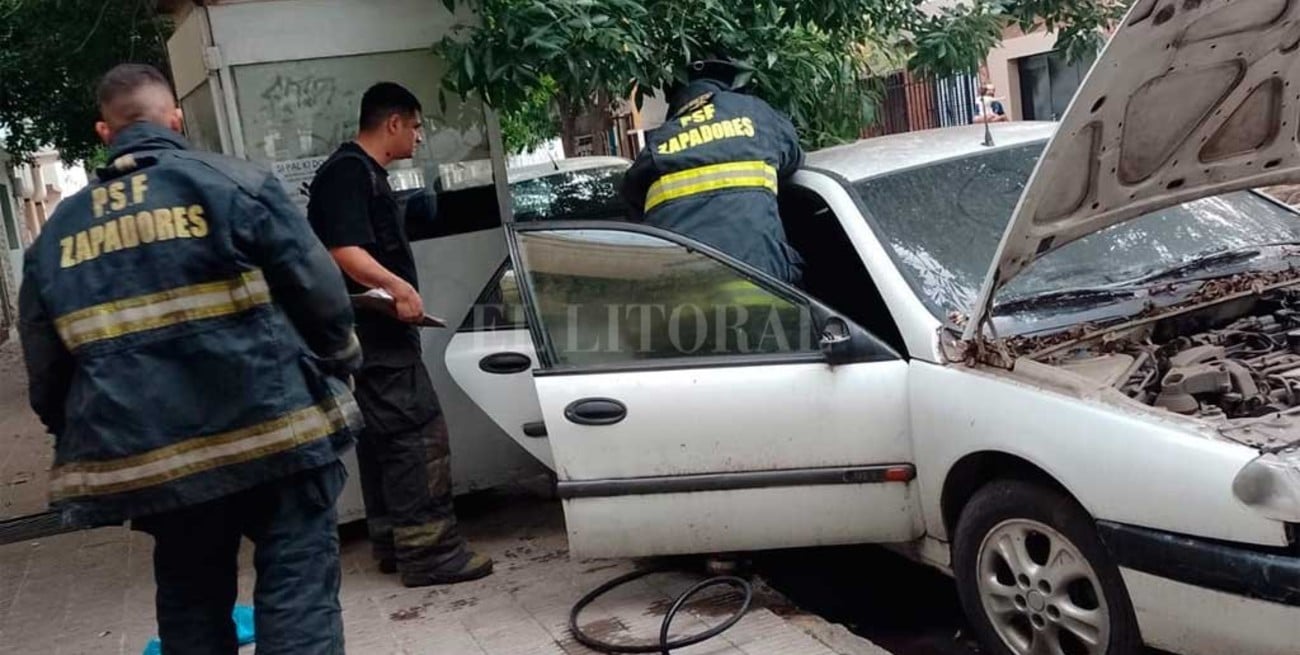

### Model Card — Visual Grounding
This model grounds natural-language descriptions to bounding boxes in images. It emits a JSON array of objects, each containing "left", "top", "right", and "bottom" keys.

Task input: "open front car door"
[{"left": 506, "top": 221, "right": 922, "bottom": 558}]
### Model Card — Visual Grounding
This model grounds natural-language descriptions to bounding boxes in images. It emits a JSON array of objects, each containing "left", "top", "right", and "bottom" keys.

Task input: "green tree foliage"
[
  {"left": 0, "top": 0, "right": 169, "bottom": 163},
  {"left": 998, "top": 0, "right": 1131, "bottom": 63},
  {"left": 436, "top": 0, "right": 1130, "bottom": 150},
  {"left": 500, "top": 75, "right": 561, "bottom": 154}
]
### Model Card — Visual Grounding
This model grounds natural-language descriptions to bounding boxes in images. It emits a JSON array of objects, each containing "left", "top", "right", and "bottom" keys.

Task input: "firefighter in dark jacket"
[
  {"left": 307, "top": 82, "right": 492, "bottom": 588},
  {"left": 18, "top": 64, "right": 362, "bottom": 655},
  {"left": 623, "top": 59, "right": 806, "bottom": 284}
]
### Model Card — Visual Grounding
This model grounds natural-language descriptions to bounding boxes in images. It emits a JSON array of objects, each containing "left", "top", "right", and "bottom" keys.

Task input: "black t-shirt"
[{"left": 307, "top": 143, "right": 421, "bottom": 364}]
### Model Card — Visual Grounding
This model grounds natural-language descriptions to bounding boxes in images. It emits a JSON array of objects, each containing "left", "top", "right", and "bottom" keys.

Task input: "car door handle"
[
  {"left": 479, "top": 352, "right": 532, "bottom": 374},
  {"left": 522, "top": 421, "right": 548, "bottom": 438},
  {"left": 564, "top": 398, "right": 627, "bottom": 426}
]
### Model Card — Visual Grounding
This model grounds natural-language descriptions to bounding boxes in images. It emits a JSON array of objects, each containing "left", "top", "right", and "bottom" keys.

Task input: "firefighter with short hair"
[
  {"left": 307, "top": 82, "right": 493, "bottom": 588},
  {"left": 19, "top": 63, "right": 361, "bottom": 654}
]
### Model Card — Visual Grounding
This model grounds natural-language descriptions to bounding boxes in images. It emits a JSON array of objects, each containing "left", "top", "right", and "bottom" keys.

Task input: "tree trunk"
[
  {"left": 558, "top": 96, "right": 580, "bottom": 159},
  {"left": 593, "top": 90, "right": 614, "bottom": 156}
]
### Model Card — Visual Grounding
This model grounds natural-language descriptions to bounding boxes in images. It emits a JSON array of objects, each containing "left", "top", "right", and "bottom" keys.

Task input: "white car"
[{"left": 442, "top": 4, "right": 1300, "bottom": 654}]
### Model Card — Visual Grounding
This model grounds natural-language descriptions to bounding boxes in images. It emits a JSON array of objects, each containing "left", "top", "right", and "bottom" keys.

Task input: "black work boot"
[{"left": 401, "top": 552, "right": 494, "bottom": 587}]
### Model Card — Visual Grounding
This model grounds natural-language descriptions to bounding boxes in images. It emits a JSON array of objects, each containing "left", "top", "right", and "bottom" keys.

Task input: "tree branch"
[{"left": 72, "top": 0, "right": 112, "bottom": 54}]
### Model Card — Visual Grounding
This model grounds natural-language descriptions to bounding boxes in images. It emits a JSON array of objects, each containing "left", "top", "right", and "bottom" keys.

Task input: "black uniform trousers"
[
  {"left": 352, "top": 359, "right": 470, "bottom": 575},
  {"left": 132, "top": 461, "right": 347, "bottom": 655}
]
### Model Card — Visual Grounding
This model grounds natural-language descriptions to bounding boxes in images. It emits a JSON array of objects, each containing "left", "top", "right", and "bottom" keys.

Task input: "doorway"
[{"left": 1017, "top": 50, "right": 1094, "bottom": 121}]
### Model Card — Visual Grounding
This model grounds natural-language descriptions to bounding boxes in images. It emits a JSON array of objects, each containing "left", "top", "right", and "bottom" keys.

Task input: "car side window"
[
  {"left": 460, "top": 263, "right": 527, "bottom": 331},
  {"left": 514, "top": 228, "right": 817, "bottom": 369},
  {"left": 779, "top": 187, "right": 907, "bottom": 354}
]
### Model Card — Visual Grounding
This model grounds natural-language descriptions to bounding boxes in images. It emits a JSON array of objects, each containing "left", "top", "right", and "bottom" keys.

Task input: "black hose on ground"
[{"left": 568, "top": 568, "right": 754, "bottom": 654}]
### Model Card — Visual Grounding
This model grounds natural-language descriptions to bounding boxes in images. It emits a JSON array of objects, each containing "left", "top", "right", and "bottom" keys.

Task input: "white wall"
[
  {"left": 206, "top": 0, "right": 472, "bottom": 67},
  {"left": 167, "top": 6, "right": 211, "bottom": 99},
  {"left": 637, "top": 91, "right": 669, "bottom": 132},
  {"left": 52, "top": 158, "right": 88, "bottom": 198}
]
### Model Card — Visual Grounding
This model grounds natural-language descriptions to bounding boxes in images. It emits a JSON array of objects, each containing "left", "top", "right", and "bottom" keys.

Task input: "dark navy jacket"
[
  {"left": 18, "top": 122, "right": 363, "bottom": 527},
  {"left": 622, "top": 80, "right": 805, "bottom": 283}
]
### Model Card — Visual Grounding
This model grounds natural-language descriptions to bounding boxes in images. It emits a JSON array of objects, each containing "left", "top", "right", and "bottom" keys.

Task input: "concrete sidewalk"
[
  {"left": 0, "top": 494, "right": 886, "bottom": 655},
  {"left": 0, "top": 338, "right": 51, "bottom": 521}
]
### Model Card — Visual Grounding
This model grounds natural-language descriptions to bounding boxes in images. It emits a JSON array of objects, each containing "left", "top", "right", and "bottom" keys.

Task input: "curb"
[
  {"left": 788, "top": 614, "right": 893, "bottom": 655},
  {"left": 0, "top": 510, "right": 75, "bottom": 546},
  {"left": 748, "top": 576, "right": 892, "bottom": 655}
]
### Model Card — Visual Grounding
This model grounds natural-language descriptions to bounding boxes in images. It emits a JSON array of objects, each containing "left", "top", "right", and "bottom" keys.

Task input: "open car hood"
[{"left": 965, "top": 0, "right": 1300, "bottom": 339}]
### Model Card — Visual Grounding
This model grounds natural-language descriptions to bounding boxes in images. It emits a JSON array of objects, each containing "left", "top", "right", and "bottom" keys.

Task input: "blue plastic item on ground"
[
  {"left": 142, "top": 604, "right": 255, "bottom": 654},
  {"left": 233, "top": 604, "right": 255, "bottom": 644}
]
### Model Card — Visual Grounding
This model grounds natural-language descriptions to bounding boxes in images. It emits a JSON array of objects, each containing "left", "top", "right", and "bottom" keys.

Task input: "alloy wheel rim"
[{"left": 975, "top": 518, "right": 1111, "bottom": 655}]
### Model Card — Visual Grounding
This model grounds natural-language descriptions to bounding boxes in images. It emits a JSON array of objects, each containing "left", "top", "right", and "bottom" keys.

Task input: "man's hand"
[
  {"left": 330, "top": 246, "right": 427, "bottom": 323},
  {"left": 386, "top": 278, "right": 425, "bottom": 323}
]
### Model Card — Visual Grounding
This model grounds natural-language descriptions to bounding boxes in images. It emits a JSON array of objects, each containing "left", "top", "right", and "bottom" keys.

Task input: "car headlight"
[{"left": 1233, "top": 449, "right": 1300, "bottom": 521}]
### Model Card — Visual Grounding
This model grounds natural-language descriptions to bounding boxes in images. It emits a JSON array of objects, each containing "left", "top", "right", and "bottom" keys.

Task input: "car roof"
[
  {"left": 509, "top": 156, "right": 629, "bottom": 184},
  {"left": 806, "top": 122, "right": 1057, "bottom": 182}
]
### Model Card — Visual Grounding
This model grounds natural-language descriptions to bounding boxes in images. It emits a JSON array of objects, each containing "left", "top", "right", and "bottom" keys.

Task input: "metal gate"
[{"left": 865, "top": 72, "right": 978, "bottom": 137}]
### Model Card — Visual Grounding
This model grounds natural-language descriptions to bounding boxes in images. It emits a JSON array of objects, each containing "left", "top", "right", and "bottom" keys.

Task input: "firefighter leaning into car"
[
  {"left": 18, "top": 64, "right": 362, "bottom": 654},
  {"left": 622, "top": 58, "right": 806, "bottom": 284}
]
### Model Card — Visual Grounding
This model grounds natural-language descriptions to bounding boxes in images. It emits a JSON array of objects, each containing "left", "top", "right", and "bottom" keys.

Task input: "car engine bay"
[{"left": 1038, "top": 288, "right": 1300, "bottom": 450}]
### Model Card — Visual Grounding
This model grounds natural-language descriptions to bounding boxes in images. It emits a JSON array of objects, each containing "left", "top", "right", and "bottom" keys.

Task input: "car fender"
[{"left": 908, "top": 360, "right": 1287, "bottom": 547}]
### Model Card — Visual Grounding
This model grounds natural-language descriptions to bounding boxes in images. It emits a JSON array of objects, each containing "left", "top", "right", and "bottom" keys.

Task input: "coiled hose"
[{"left": 568, "top": 568, "right": 754, "bottom": 654}]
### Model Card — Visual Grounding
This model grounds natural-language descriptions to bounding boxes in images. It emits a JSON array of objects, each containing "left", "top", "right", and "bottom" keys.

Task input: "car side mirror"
[{"left": 819, "top": 316, "right": 856, "bottom": 365}]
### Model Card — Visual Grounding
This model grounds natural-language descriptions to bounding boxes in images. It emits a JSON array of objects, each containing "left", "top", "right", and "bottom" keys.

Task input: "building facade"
[
  {"left": 981, "top": 23, "right": 1098, "bottom": 123},
  {"left": 0, "top": 147, "right": 89, "bottom": 337},
  {"left": 0, "top": 151, "right": 20, "bottom": 333},
  {"left": 868, "top": 4, "right": 1107, "bottom": 137}
]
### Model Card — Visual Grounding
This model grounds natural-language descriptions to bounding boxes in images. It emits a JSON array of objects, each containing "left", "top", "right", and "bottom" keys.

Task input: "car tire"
[{"left": 952, "top": 479, "right": 1142, "bottom": 655}]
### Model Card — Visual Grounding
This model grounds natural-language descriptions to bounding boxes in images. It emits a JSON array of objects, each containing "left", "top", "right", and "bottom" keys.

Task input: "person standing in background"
[
  {"left": 307, "top": 82, "right": 493, "bottom": 587},
  {"left": 974, "top": 83, "right": 1011, "bottom": 123}
]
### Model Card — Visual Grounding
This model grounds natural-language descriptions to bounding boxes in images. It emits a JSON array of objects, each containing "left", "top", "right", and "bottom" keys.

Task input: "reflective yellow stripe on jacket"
[
  {"left": 645, "top": 160, "right": 778, "bottom": 212},
  {"left": 53, "top": 270, "right": 272, "bottom": 350},
  {"left": 49, "top": 394, "right": 362, "bottom": 501}
]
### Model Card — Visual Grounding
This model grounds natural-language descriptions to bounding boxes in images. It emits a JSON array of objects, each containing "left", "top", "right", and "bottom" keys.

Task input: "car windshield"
[
  {"left": 512, "top": 166, "right": 627, "bottom": 222},
  {"left": 852, "top": 142, "right": 1300, "bottom": 321}
]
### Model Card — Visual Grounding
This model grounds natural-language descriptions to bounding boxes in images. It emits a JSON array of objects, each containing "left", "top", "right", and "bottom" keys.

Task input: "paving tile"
[
  {"left": 0, "top": 340, "right": 54, "bottom": 521},
  {"left": 461, "top": 602, "right": 533, "bottom": 637},
  {"left": 713, "top": 608, "right": 790, "bottom": 648},
  {"left": 471, "top": 617, "right": 570, "bottom": 655},
  {"left": 0, "top": 545, "right": 32, "bottom": 624},
  {"left": 343, "top": 633, "right": 405, "bottom": 655},
  {"left": 0, "top": 636, "right": 57, "bottom": 655},
  {"left": 738, "top": 626, "right": 838, "bottom": 655},
  {"left": 393, "top": 624, "right": 491, "bottom": 655}
]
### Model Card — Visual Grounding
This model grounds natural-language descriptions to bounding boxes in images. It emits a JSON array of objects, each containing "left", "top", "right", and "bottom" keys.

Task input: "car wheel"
[{"left": 953, "top": 479, "right": 1142, "bottom": 655}]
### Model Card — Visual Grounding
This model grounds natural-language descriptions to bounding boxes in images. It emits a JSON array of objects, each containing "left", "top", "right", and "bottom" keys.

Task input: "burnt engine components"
[
  {"left": 1051, "top": 293, "right": 1300, "bottom": 422},
  {"left": 1155, "top": 345, "right": 1259, "bottom": 415}
]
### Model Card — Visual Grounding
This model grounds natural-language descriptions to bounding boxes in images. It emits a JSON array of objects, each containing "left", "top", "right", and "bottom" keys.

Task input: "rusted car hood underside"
[{"left": 965, "top": 0, "right": 1300, "bottom": 339}]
